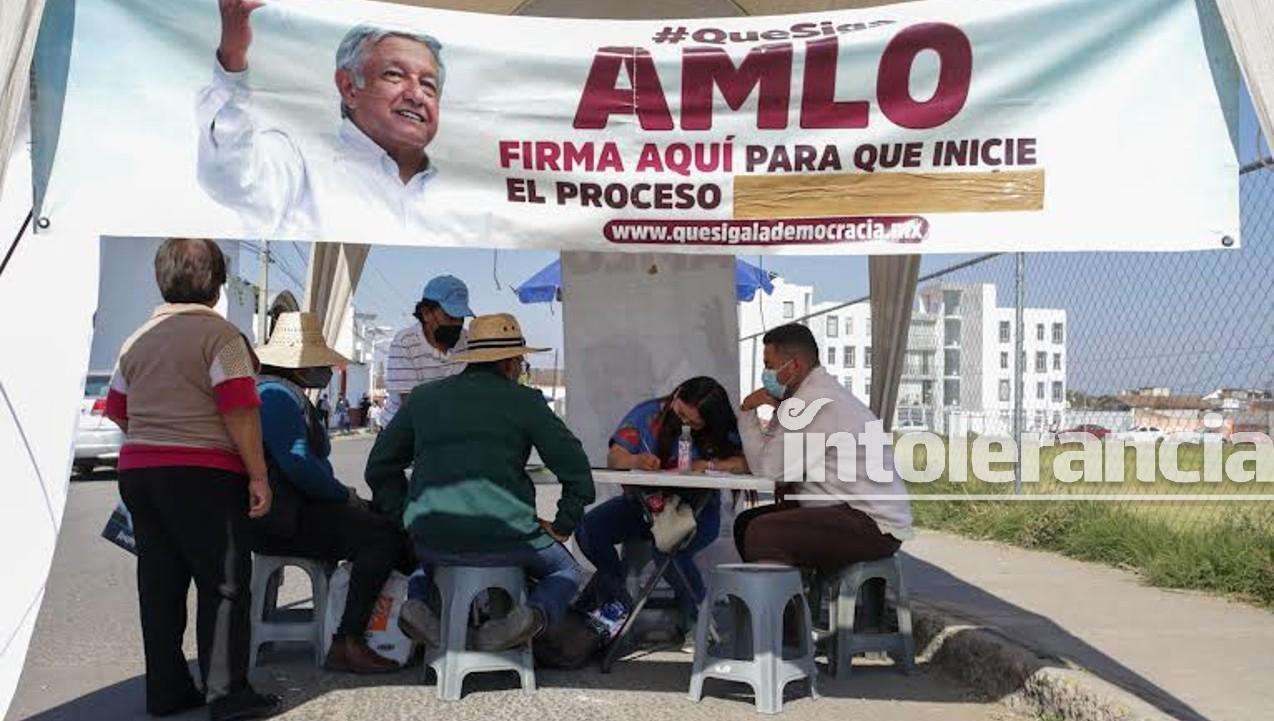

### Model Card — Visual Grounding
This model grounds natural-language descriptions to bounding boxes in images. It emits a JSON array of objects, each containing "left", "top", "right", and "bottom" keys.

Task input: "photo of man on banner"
[{"left": 197, "top": 0, "right": 447, "bottom": 238}]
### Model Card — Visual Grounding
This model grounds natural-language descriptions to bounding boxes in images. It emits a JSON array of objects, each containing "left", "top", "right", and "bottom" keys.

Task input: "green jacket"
[{"left": 366, "top": 365, "right": 595, "bottom": 552}]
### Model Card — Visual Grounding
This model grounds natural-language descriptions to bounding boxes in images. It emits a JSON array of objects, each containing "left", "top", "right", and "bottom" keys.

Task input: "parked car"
[
  {"left": 75, "top": 371, "right": 124, "bottom": 475},
  {"left": 894, "top": 418, "right": 930, "bottom": 433},
  {"left": 1055, "top": 424, "right": 1111, "bottom": 441},
  {"left": 1115, "top": 426, "right": 1165, "bottom": 443},
  {"left": 1167, "top": 428, "right": 1228, "bottom": 445}
]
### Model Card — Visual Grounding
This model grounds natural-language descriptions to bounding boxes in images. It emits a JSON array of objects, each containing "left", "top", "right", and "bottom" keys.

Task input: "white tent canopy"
[{"left": 0, "top": 2, "right": 1268, "bottom": 719}]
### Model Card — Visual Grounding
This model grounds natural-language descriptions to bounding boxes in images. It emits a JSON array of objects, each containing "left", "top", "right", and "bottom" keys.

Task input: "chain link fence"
[{"left": 737, "top": 161, "right": 1274, "bottom": 604}]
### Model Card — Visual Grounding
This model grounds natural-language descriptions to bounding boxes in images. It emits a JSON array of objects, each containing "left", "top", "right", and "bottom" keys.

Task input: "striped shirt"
[{"left": 383, "top": 323, "right": 466, "bottom": 424}]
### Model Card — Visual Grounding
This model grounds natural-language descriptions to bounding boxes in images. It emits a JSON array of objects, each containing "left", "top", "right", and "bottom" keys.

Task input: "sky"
[{"left": 245, "top": 86, "right": 1271, "bottom": 396}]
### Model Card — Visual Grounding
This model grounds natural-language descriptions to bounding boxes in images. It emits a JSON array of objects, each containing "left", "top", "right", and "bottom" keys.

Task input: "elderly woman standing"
[{"left": 105, "top": 239, "right": 280, "bottom": 721}]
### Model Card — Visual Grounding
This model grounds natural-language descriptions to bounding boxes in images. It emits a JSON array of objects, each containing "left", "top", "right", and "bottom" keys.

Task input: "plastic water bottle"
[{"left": 677, "top": 424, "right": 693, "bottom": 472}]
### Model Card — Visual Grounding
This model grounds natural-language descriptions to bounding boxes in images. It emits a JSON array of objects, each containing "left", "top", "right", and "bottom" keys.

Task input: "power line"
[
  {"left": 368, "top": 263, "right": 415, "bottom": 308},
  {"left": 289, "top": 241, "right": 307, "bottom": 271}
]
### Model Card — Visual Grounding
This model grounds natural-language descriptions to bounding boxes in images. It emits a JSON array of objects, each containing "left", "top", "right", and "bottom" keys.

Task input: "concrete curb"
[
  {"left": 329, "top": 429, "right": 376, "bottom": 442},
  {"left": 912, "top": 602, "right": 1176, "bottom": 721}
]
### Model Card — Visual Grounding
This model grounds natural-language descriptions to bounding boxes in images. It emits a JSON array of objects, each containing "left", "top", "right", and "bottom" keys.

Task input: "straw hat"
[
  {"left": 255, "top": 312, "right": 350, "bottom": 369},
  {"left": 450, "top": 313, "right": 548, "bottom": 364}
]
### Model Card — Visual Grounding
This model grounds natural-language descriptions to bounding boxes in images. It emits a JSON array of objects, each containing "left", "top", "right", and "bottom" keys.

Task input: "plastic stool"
[
  {"left": 688, "top": 564, "right": 818, "bottom": 714},
  {"left": 819, "top": 555, "right": 914, "bottom": 679},
  {"left": 425, "top": 566, "right": 536, "bottom": 701},
  {"left": 249, "top": 555, "right": 331, "bottom": 668}
]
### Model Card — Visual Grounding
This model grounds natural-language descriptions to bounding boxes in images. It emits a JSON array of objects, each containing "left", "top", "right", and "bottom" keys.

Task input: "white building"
[
  {"left": 737, "top": 280, "right": 1068, "bottom": 434},
  {"left": 912, "top": 283, "right": 1068, "bottom": 434},
  {"left": 318, "top": 306, "right": 390, "bottom": 409},
  {"left": 738, "top": 277, "right": 815, "bottom": 393},
  {"left": 90, "top": 237, "right": 254, "bottom": 372}
]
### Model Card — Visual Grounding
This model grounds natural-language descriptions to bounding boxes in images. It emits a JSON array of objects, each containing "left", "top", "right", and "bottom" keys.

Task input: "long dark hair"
[{"left": 653, "top": 376, "right": 741, "bottom": 464}]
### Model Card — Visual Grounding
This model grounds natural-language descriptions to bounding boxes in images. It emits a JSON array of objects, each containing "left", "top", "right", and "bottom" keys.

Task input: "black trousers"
[
  {"left": 250, "top": 501, "right": 413, "bottom": 637},
  {"left": 119, "top": 467, "right": 253, "bottom": 712},
  {"left": 733, "top": 501, "right": 901, "bottom": 569}
]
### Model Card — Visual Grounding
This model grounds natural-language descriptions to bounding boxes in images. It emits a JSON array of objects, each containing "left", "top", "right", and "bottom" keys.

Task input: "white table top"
[
  {"left": 526, "top": 452, "right": 774, "bottom": 492},
  {"left": 589, "top": 468, "right": 774, "bottom": 492}
]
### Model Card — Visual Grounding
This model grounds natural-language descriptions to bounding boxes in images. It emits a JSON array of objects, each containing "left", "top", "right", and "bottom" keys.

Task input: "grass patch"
[
  {"left": 912, "top": 498, "right": 1274, "bottom": 608},
  {"left": 899, "top": 437, "right": 1274, "bottom": 608}
]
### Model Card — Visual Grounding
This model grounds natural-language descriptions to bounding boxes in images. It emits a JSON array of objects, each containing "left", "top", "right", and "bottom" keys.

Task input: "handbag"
[
  {"left": 649, "top": 493, "right": 698, "bottom": 553},
  {"left": 249, "top": 379, "right": 324, "bottom": 538}
]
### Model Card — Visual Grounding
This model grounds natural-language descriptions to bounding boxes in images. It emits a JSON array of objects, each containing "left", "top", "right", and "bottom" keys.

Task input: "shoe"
[
  {"left": 398, "top": 598, "right": 441, "bottom": 648},
  {"left": 474, "top": 605, "right": 545, "bottom": 652},
  {"left": 208, "top": 689, "right": 281, "bottom": 721},
  {"left": 323, "top": 634, "right": 400, "bottom": 674},
  {"left": 584, "top": 599, "right": 629, "bottom": 642},
  {"left": 148, "top": 686, "right": 205, "bottom": 716}
]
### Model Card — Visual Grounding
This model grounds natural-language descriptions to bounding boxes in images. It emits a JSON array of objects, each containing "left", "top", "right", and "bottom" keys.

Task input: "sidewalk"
[{"left": 903, "top": 530, "right": 1274, "bottom": 721}]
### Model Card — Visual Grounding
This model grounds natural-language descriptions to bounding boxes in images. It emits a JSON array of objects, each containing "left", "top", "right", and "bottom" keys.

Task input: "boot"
[{"left": 323, "top": 634, "right": 400, "bottom": 674}]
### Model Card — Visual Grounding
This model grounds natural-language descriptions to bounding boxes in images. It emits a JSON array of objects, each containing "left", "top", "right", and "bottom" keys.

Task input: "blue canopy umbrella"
[{"left": 516, "top": 257, "right": 775, "bottom": 304}]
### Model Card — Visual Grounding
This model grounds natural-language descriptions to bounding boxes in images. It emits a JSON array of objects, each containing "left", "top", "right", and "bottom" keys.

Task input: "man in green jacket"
[{"left": 366, "top": 313, "right": 595, "bottom": 651}]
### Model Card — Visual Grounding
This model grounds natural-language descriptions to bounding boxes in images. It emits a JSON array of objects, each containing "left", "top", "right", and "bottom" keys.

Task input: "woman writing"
[{"left": 575, "top": 377, "right": 747, "bottom": 637}]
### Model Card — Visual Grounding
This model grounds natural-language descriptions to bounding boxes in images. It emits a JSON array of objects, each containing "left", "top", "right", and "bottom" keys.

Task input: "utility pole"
[{"left": 256, "top": 241, "right": 270, "bottom": 344}]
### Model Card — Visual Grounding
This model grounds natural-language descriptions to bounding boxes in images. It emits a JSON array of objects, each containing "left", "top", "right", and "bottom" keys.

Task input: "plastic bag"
[
  {"left": 101, "top": 498, "right": 136, "bottom": 555},
  {"left": 323, "top": 564, "right": 415, "bottom": 665}
]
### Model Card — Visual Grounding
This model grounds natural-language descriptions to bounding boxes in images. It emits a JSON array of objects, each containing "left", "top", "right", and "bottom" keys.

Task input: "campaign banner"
[{"left": 36, "top": 0, "right": 1238, "bottom": 254}]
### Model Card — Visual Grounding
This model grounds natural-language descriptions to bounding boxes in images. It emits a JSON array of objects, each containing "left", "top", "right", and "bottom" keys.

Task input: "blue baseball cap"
[{"left": 421, "top": 275, "right": 474, "bottom": 318}]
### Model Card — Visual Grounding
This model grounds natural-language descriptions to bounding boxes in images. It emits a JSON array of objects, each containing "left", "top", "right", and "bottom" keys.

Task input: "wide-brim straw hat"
[
  {"left": 255, "top": 312, "right": 350, "bottom": 369},
  {"left": 450, "top": 312, "right": 549, "bottom": 364}
]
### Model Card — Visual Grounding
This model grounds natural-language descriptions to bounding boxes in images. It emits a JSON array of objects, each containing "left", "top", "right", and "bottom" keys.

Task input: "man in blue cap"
[{"left": 382, "top": 275, "right": 474, "bottom": 426}]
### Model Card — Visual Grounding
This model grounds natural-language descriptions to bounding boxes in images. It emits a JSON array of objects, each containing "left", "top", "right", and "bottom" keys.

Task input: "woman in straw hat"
[
  {"left": 251, "top": 312, "right": 414, "bottom": 674},
  {"left": 367, "top": 313, "right": 595, "bottom": 653}
]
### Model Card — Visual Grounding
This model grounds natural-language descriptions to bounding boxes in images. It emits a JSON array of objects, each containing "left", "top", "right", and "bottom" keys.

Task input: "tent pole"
[{"left": 257, "top": 240, "right": 270, "bottom": 344}]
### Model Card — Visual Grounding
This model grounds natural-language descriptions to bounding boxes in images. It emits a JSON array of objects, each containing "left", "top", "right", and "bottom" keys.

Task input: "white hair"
[{"left": 335, "top": 24, "right": 445, "bottom": 119}]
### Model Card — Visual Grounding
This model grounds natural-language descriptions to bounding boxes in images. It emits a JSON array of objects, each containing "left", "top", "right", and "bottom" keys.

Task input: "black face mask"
[
  {"left": 293, "top": 367, "right": 333, "bottom": 389},
  {"left": 433, "top": 324, "right": 463, "bottom": 350}
]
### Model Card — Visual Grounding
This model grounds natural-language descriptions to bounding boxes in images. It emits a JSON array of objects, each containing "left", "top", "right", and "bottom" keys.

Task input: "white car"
[
  {"left": 894, "top": 418, "right": 930, "bottom": 433},
  {"left": 1116, "top": 426, "right": 1165, "bottom": 443},
  {"left": 1167, "top": 428, "right": 1228, "bottom": 445},
  {"left": 74, "top": 372, "right": 124, "bottom": 475}
]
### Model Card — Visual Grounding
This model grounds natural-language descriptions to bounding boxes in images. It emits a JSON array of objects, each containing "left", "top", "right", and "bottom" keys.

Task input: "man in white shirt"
[
  {"left": 197, "top": 0, "right": 447, "bottom": 239},
  {"left": 382, "top": 275, "right": 473, "bottom": 425},
  {"left": 733, "top": 323, "right": 913, "bottom": 569}
]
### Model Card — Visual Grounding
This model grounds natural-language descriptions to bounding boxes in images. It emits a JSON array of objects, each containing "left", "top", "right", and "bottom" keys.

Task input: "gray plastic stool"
[
  {"left": 249, "top": 555, "right": 331, "bottom": 668},
  {"left": 688, "top": 564, "right": 818, "bottom": 714},
  {"left": 820, "top": 555, "right": 914, "bottom": 679},
  {"left": 425, "top": 565, "right": 536, "bottom": 701}
]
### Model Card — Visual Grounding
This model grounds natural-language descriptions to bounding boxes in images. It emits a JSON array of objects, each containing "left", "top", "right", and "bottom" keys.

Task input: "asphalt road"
[{"left": 7, "top": 436, "right": 1028, "bottom": 721}]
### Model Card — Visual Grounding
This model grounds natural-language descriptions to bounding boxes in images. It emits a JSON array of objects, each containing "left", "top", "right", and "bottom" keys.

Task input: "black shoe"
[
  {"left": 209, "top": 690, "right": 281, "bottom": 721},
  {"left": 149, "top": 686, "right": 205, "bottom": 717}
]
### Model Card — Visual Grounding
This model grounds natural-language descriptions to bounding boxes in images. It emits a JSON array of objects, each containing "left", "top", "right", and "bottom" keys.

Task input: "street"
[{"left": 7, "top": 437, "right": 1026, "bottom": 721}]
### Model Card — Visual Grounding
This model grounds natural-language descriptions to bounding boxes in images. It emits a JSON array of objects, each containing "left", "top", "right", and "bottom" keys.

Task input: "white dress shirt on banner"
[{"left": 196, "top": 62, "right": 446, "bottom": 241}]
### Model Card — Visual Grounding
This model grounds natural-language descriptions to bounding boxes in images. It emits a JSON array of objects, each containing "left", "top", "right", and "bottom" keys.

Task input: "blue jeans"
[
  {"left": 576, "top": 492, "right": 721, "bottom": 624},
  {"left": 411, "top": 542, "right": 582, "bottom": 627}
]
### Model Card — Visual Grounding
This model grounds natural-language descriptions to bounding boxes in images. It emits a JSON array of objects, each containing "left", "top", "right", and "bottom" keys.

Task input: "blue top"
[
  {"left": 258, "top": 378, "right": 347, "bottom": 502},
  {"left": 609, "top": 398, "right": 740, "bottom": 470}
]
